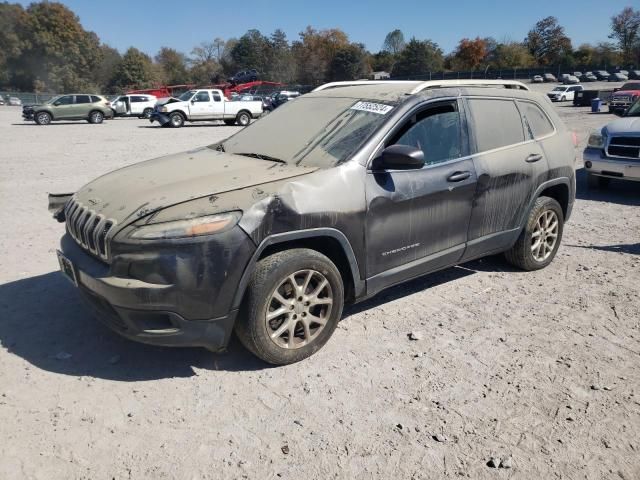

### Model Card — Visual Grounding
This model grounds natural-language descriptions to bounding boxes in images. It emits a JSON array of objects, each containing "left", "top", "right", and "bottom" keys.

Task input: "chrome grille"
[{"left": 64, "top": 198, "right": 116, "bottom": 260}]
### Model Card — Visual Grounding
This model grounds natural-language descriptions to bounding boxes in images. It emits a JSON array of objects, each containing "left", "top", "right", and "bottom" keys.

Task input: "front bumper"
[
  {"left": 149, "top": 111, "right": 170, "bottom": 125},
  {"left": 58, "top": 227, "right": 256, "bottom": 350},
  {"left": 583, "top": 147, "right": 640, "bottom": 182}
]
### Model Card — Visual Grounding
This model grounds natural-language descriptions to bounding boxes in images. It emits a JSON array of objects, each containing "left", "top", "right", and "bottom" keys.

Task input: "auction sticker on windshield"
[{"left": 350, "top": 101, "right": 393, "bottom": 115}]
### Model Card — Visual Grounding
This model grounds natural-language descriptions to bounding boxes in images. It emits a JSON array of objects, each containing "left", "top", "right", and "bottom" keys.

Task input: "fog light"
[{"left": 585, "top": 161, "right": 592, "bottom": 168}]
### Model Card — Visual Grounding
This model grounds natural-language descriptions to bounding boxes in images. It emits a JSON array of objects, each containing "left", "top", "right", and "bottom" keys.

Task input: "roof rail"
[
  {"left": 312, "top": 79, "right": 529, "bottom": 93},
  {"left": 408, "top": 79, "right": 529, "bottom": 93},
  {"left": 312, "top": 80, "right": 418, "bottom": 92}
]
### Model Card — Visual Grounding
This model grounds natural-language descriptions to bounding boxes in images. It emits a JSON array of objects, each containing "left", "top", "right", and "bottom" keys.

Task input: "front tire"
[
  {"left": 235, "top": 249, "right": 344, "bottom": 365},
  {"left": 505, "top": 196, "right": 564, "bottom": 271},
  {"left": 169, "top": 112, "right": 184, "bottom": 128},
  {"left": 141, "top": 108, "right": 154, "bottom": 119},
  {"left": 88, "top": 110, "right": 104, "bottom": 124},
  {"left": 236, "top": 111, "right": 251, "bottom": 126},
  {"left": 35, "top": 111, "right": 52, "bottom": 125}
]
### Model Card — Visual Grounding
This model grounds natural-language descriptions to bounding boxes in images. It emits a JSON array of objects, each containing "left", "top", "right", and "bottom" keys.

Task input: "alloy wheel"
[
  {"left": 265, "top": 269, "right": 333, "bottom": 349},
  {"left": 531, "top": 210, "right": 559, "bottom": 262}
]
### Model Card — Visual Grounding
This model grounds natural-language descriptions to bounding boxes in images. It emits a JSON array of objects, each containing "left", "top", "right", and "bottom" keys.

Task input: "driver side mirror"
[{"left": 371, "top": 145, "right": 425, "bottom": 171}]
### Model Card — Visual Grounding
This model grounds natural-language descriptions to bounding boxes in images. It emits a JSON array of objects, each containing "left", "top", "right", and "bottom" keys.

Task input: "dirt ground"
[{"left": 1, "top": 82, "right": 639, "bottom": 479}]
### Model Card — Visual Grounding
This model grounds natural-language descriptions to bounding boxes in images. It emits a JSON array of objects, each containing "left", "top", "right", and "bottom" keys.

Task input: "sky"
[{"left": 16, "top": 0, "right": 632, "bottom": 56}]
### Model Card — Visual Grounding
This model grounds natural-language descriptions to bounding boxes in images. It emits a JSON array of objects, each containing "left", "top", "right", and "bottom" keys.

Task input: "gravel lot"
[{"left": 1, "top": 81, "right": 639, "bottom": 479}]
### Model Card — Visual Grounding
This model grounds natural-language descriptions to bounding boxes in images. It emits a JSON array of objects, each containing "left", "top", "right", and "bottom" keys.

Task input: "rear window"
[
  {"left": 518, "top": 102, "right": 555, "bottom": 139},
  {"left": 467, "top": 98, "right": 525, "bottom": 152}
]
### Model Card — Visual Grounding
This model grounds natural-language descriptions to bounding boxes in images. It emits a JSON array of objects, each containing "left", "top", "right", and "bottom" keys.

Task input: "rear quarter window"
[
  {"left": 90, "top": 96, "right": 101, "bottom": 103},
  {"left": 518, "top": 101, "right": 555, "bottom": 139},
  {"left": 467, "top": 98, "right": 525, "bottom": 152}
]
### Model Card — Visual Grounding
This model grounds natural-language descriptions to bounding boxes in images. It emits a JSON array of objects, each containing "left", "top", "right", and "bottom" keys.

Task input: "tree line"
[{"left": 0, "top": 2, "right": 638, "bottom": 94}]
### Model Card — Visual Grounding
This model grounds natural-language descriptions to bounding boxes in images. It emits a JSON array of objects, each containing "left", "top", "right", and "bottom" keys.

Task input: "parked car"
[
  {"left": 110, "top": 94, "right": 157, "bottom": 118},
  {"left": 229, "top": 69, "right": 259, "bottom": 85},
  {"left": 0, "top": 96, "right": 4, "bottom": 106},
  {"left": 547, "top": 85, "right": 583, "bottom": 102},
  {"left": 595, "top": 70, "right": 611, "bottom": 80},
  {"left": 149, "top": 89, "right": 263, "bottom": 127},
  {"left": 584, "top": 98, "right": 640, "bottom": 188},
  {"left": 8, "top": 96, "right": 22, "bottom": 106},
  {"left": 23, "top": 94, "right": 113, "bottom": 125},
  {"left": 559, "top": 74, "right": 571, "bottom": 83},
  {"left": 563, "top": 75, "right": 580, "bottom": 85},
  {"left": 532, "top": 75, "right": 544, "bottom": 83},
  {"left": 573, "top": 71, "right": 582, "bottom": 78},
  {"left": 629, "top": 70, "right": 640, "bottom": 80},
  {"left": 543, "top": 73, "right": 557, "bottom": 82},
  {"left": 609, "top": 72, "right": 629, "bottom": 82},
  {"left": 580, "top": 72, "right": 597, "bottom": 82},
  {"left": 272, "top": 91, "right": 301, "bottom": 108},
  {"left": 608, "top": 82, "right": 640, "bottom": 114},
  {"left": 50, "top": 79, "right": 575, "bottom": 364}
]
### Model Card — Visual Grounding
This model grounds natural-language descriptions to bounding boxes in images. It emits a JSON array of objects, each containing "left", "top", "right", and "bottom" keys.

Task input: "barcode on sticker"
[{"left": 351, "top": 101, "right": 393, "bottom": 115}]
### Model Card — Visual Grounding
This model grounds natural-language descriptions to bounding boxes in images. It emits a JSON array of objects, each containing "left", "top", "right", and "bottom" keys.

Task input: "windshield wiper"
[{"left": 236, "top": 153, "right": 287, "bottom": 164}]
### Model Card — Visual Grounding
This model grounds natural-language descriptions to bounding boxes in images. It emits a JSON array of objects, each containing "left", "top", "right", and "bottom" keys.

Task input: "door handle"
[
  {"left": 447, "top": 171, "right": 471, "bottom": 182},
  {"left": 525, "top": 153, "right": 543, "bottom": 163}
]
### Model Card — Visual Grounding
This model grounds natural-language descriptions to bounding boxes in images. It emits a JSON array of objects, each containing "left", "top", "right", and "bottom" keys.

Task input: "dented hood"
[{"left": 73, "top": 147, "right": 316, "bottom": 227}]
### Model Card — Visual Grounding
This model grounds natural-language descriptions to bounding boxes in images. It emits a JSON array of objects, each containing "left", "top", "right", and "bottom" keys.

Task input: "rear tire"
[
  {"left": 88, "top": 110, "right": 104, "bottom": 124},
  {"left": 34, "top": 111, "right": 52, "bottom": 125},
  {"left": 505, "top": 196, "right": 564, "bottom": 271},
  {"left": 142, "top": 107, "right": 153, "bottom": 119},
  {"left": 235, "top": 249, "right": 344, "bottom": 365},
  {"left": 236, "top": 111, "right": 251, "bottom": 127},
  {"left": 169, "top": 112, "right": 184, "bottom": 128}
]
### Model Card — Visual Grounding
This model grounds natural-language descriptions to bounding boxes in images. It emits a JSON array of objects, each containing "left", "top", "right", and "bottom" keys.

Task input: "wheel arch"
[
  {"left": 520, "top": 178, "right": 571, "bottom": 229},
  {"left": 36, "top": 109, "right": 54, "bottom": 120},
  {"left": 231, "top": 229, "right": 365, "bottom": 311},
  {"left": 237, "top": 109, "right": 251, "bottom": 118}
]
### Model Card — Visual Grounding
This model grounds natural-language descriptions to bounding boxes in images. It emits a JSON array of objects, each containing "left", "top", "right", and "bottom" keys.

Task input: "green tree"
[
  {"left": 156, "top": 47, "right": 189, "bottom": 84},
  {"left": 110, "top": 47, "right": 155, "bottom": 90},
  {"left": 0, "top": 2, "right": 27, "bottom": 88},
  {"left": 525, "top": 16, "right": 572, "bottom": 65},
  {"left": 609, "top": 7, "right": 640, "bottom": 65},
  {"left": 594, "top": 42, "right": 623, "bottom": 68},
  {"left": 329, "top": 43, "right": 369, "bottom": 81},
  {"left": 93, "top": 44, "right": 121, "bottom": 92},
  {"left": 229, "top": 29, "right": 272, "bottom": 76},
  {"left": 493, "top": 41, "right": 534, "bottom": 68},
  {"left": 370, "top": 51, "right": 395, "bottom": 72},
  {"left": 268, "top": 29, "right": 295, "bottom": 82},
  {"left": 18, "top": 2, "right": 102, "bottom": 92},
  {"left": 382, "top": 29, "right": 406, "bottom": 55},
  {"left": 292, "top": 27, "right": 351, "bottom": 84},
  {"left": 392, "top": 38, "right": 444, "bottom": 78}
]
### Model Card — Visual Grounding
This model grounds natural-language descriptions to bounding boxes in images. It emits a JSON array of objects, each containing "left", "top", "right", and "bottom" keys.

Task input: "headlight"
[
  {"left": 587, "top": 132, "right": 606, "bottom": 149},
  {"left": 160, "top": 106, "right": 168, "bottom": 112},
  {"left": 128, "top": 212, "right": 241, "bottom": 240}
]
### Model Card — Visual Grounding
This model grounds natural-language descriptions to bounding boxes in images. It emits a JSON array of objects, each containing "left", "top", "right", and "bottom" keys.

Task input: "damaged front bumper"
[
  {"left": 57, "top": 225, "right": 256, "bottom": 350},
  {"left": 149, "top": 111, "right": 171, "bottom": 126}
]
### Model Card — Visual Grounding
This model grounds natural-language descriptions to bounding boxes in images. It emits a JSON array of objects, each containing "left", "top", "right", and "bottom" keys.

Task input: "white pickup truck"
[{"left": 150, "top": 89, "right": 263, "bottom": 128}]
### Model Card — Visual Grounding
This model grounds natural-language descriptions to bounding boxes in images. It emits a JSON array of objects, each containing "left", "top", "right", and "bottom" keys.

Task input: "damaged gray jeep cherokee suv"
[{"left": 52, "top": 80, "right": 576, "bottom": 365}]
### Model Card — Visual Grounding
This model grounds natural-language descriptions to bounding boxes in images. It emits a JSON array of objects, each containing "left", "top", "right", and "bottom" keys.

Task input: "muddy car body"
[{"left": 53, "top": 80, "right": 576, "bottom": 364}]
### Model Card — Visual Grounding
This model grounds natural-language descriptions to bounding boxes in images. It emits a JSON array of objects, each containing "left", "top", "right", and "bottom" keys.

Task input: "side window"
[
  {"left": 212, "top": 93, "right": 222, "bottom": 102},
  {"left": 391, "top": 102, "right": 462, "bottom": 166},
  {"left": 56, "top": 95, "right": 73, "bottom": 105},
  {"left": 467, "top": 98, "right": 525, "bottom": 152},
  {"left": 74, "top": 95, "right": 91, "bottom": 104},
  {"left": 91, "top": 95, "right": 101, "bottom": 103},
  {"left": 193, "top": 91, "right": 210, "bottom": 102},
  {"left": 519, "top": 101, "right": 555, "bottom": 139}
]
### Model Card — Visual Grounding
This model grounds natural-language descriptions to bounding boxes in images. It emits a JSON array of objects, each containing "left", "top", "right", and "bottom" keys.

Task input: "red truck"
[{"left": 609, "top": 82, "right": 640, "bottom": 114}]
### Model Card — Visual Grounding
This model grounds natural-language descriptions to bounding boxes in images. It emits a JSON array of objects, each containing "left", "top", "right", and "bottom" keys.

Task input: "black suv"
[
  {"left": 52, "top": 80, "right": 576, "bottom": 365},
  {"left": 229, "top": 69, "right": 259, "bottom": 85}
]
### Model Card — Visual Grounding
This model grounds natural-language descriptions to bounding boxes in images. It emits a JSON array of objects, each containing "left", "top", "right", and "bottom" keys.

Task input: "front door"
[
  {"left": 188, "top": 91, "right": 215, "bottom": 119},
  {"left": 462, "top": 97, "right": 549, "bottom": 259},
  {"left": 52, "top": 95, "right": 75, "bottom": 119},
  {"left": 365, "top": 100, "right": 477, "bottom": 294}
]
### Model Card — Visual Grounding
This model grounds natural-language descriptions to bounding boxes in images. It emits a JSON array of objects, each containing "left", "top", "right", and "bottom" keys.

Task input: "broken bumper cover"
[
  {"left": 583, "top": 147, "right": 640, "bottom": 181},
  {"left": 58, "top": 228, "right": 256, "bottom": 350},
  {"left": 149, "top": 111, "right": 170, "bottom": 125}
]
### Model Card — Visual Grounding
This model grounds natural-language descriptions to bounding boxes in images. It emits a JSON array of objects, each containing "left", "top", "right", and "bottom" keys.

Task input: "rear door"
[
  {"left": 365, "top": 99, "right": 477, "bottom": 293},
  {"left": 73, "top": 94, "right": 92, "bottom": 118},
  {"left": 462, "top": 96, "right": 548, "bottom": 260}
]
